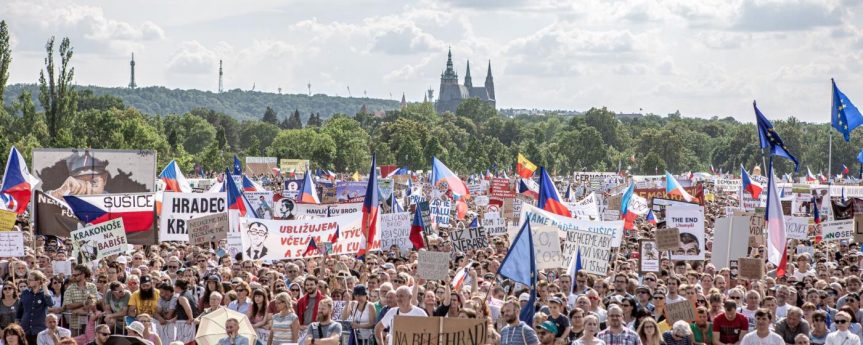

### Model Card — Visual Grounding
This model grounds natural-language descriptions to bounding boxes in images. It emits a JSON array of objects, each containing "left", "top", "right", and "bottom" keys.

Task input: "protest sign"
[
  {"left": 282, "top": 179, "right": 303, "bottom": 200},
  {"left": 239, "top": 212, "right": 379, "bottom": 260},
  {"left": 635, "top": 187, "right": 700, "bottom": 205},
  {"left": 784, "top": 216, "right": 810, "bottom": 240},
  {"left": 533, "top": 225, "right": 563, "bottom": 270},
  {"left": 482, "top": 216, "right": 507, "bottom": 237},
  {"left": 0, "top": 232, "right": 24, "bottom": 257},
  {"left": 52, "top": 260, "right": 72, "bottom": 277},
  {"left": 855, "top": 215, "right": 863, "bottom": 243},
  {"left": 392, "top": 316, "right": 487, "bottom": 345},
  {"left": 244, "top": 156, "right": 277, "bottom": 176},
  {"left": 291, "top": 203, "right": 363, "bottom": 219},
  {"left": 738, "top": 258, "right": 764, "bottom": 280},
  {"left": 666, "top": 301, "right": 695, "bottom": 324},
  {"left": 489, "top": 178, "right": 514, "bottom": 198},
  {"left": 821, "top": 219, "right": 854, "bottom": 241},
  {"left": 159, "top": 193, "right": 227, "bottom": 242},
  {"left": 0, "top": 210, "right": 15, "bottom": 231},
  {"left": 519, "top": 204, "right": 624, "bottom": 246},
  {"left": 430, "top": 198, "right": 452, "bottom": 228},
  {"left": 418, "top": 201, "right": 433, "bottom": 234},
  {"left": 639, "top": 240, "right": 660, "bottom": 272},
  {"left": 380, "top": 212, "right": 413, "bottom": 253},
  {"left": 187, "top": 213, "right": 229, "bottom": 245},
  {"left": 417, "top": 251, "right": 450, "bottom": 280},
  {"left": 565, "top": 192, "right": 600, "bottom": 220},
  {"left": 714, "top": 179, "right": 742, "bottom": 192},
  {"left": 278, "top": 159, "right": 309, "bottom": 176},
  {"left": 71, "top": 219, "right": 128, "bottom": 262},
  {"left": 474, "top": 196, "right": 489, "bottom": 207},
  {"left": 602, "top": 210, "right": 620, "bottom": 221},
  {"left": 519, "top": 204, "right": 621, "bottom": 271},
  {"left": 563, "top": 229, "right": 614, "bottom": 276},
  {"left": 655, "top": 228, "right": 681, "bottom": 252},
  {"left": 245, "top": 191, "right": 275, "bottom": 219},
  {"left": 62, "top": 193, "right": 156, "bottom": 245},
  {"left": 741, "top": 192, "right": 767, "bottom": 212},
  {"left": 336, "top": 181, "right": 368, "bottom": 203},
  {"left": 712, "top": 216, "right": 751, "bottom": 269},
  {"left": 666, "top": 205, "right": 705, "bottom": 261},
  {"left": 450, "top": 226, "right": 488, "bottom": 253}
]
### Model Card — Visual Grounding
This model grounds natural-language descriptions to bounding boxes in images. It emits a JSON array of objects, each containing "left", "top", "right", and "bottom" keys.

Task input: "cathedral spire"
[
  {"left": 485, "top": 60, "right": 495, "bottom": 101},
  {"left": 464, "top": 60, "right": 472, "bottom": 88}
]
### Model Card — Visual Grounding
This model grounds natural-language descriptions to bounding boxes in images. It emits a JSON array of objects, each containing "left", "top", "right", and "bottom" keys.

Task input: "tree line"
[{"left": 0, "top": 23, "right": 859, "bottom": 177}]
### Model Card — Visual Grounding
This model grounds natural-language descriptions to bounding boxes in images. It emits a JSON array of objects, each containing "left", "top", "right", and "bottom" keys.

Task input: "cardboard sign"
[
  {"left": 738, "top": 257, "right": 764, "bottom": 280},
  {"left": 784, "top": 216, "right": 810, "bottom": 240},
  {"left": 474, "top": 196, "right": 489, "bottom": 207},
  {"left": 482, "top": 216, "right": 507, "bottom": 237},
  {"left": 534, "top": 225, "right": 563, "bottom": 270},
  {"left": 71, "top": 219, "right": 129, "bottom": 262},
  {"left": 0, "top": 210, "right": 15, "bottom": 231},
  {"left": 655, "top": 228, "right": 681, "bottom": 252},
  {"left": 52, "top": 260, "right": 72, "bottom": 277},
  {"left": 0, "top": 232, "right": 24, "bottom": 257},
  {"left": 450, "top": 226, "right": 488, "bottom": 253},
  {"left": 392, "top": 316, "right": 487, "bottom": 345},
  {"left": 749, "top": 214, "right": 765, "bottom": 245},
  {"left": 639, "top": 240, "right": 660, "bottom": 272},
  {"left": 712, "top": 216, "right": 751, "bottom": 269},
  {"left": 380, "top": 212, "right": 413, "bottom": 253},
  {"left": 666, "top": 300, "right": 695, "bottom": 324},
  {"left": 821, "top": 219, "right": 854, "bottom": 241},
  {"left": 187, "top": 212, "right": 229, "bottom": 245},
  {"left": 417, "top": 251, "right": 450, "bottom": 280}
]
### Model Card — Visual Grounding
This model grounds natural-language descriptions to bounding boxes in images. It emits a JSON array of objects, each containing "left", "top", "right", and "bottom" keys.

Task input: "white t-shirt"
[
  {"left": 740, "top": 331, "right": 784, "bottom": 345},
  {"left": 826, "top": 330, "right": 862, "bottom": 345},
  {"left": 381, "top": 306, "right": 427, "bottom": 345}
]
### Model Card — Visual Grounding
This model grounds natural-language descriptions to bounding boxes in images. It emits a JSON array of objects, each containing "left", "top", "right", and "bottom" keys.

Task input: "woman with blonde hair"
[
  {"left": 663, "top": 320, "right": 695, "bottom": 345},
  {"left": 573, "top": 314, "right": 605, "bottom": 345},
  {"left": 637, "top": 317, "right": 663, "bottom": 345},
  {"left": 268, "top": 292, "right": 300, "bottom": 345}
]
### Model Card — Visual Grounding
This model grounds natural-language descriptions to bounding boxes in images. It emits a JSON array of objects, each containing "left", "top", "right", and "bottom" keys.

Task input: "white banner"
[
  {"left": 380, "top": 212, "right": 412, "bottom": 253},
  {"left": 518, "top": 204, "right": 623, "bottom": 269},
  {"left": 430, "top": 199, "right": 452, "bottom": 228},
  {"left": 160, "top": 193, "right": 227, "bottom": 242},
  {"left": 0, "top": 232, "right": 25, "bottom": 257},
  {"left": 565, "top": 192, "right": 600, "bottom": 220},
  {"left": 71, "top": 219, "right": 129, "bottom": 262},
  {"left": 821, "top": 219, "right": 854, "bottom": 241},
  {"left": 239, "top": 211, "right": 379, "bottom": 260},
  {"left": 784, "top": 216, "right": 810, "bottom": 240},
  {"left": 713, "top": 179, "right": 742, "bottom": 192},
  {"left": 667, "top": 205, "right": 705, "bottom": 261}
]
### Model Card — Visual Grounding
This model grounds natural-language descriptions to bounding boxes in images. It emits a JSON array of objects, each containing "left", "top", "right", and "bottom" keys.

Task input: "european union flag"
[
  {"left": 754, "top": 101, "right": 799, "bottom": 172},
  {"left": 499, "top": 221, "right": 537, "bottom": 323},
  {"left": 832, "top": 79, "right": 863, "bottom": 142},
  {"left": 233, "top": 155, "right": 242, "bottom": 175}
]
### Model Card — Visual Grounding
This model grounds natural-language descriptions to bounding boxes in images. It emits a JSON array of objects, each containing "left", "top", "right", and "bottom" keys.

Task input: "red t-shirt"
[{"left": 713, "top": 312, "right": 749, "bottom": 344}]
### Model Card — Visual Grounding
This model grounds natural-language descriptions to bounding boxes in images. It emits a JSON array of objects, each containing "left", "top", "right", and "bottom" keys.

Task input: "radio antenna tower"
[
  {"left": 129, "top": 53, "right": 137, "bottom": 89},
  {"left": 218, "top": 60, "right": 224, "bottom": 93}
]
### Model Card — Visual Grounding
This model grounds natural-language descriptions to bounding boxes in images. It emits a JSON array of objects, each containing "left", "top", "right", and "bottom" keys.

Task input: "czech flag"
[
  {"left": 517, "top": 153, "right": 537, "bottom": 178},
  {"left": 806, "top": 167, "right": 817, "bottom": 183},
  {"left": 765, "top": 163, "right": 788, "bottom": 276},
  {"left": 328, "top": 225, "right": 340, "bottom": 243},
  {"left": 303, "top": 238, "right": 319, "bottom": 257},
  {"left": 158, "top": 160, "right": 191, "bottom": 193},
  {"left": 386, "top": 167, "right": 410, "bottom": 178},
  {"left": 741, "top": 165, "right": 763, "bottom": 199},
  {"left": 537, "top": 167, "right": 571, "bottom": 217},
  {"left": 298, "top": 169, "right": 320, "bottom": 204},
  {"left": 242, "top": 175, "right": 265, "bottom": 192},
  {"left": 646, "top": 210, "right": 657, "bottom": 224},
  {"left": 451, "top": 264, "right": 471, "bottom": 290},
  {"left": 665, "top": 171, "right": 696, "bottom": 202},
  {"left": 409, "top": 207, "right": 425, "bottom": 250},
  {"left": 361, "top": 154, "right": 380, "bottom": 255},
  {"left": 64, "top": 193, "right": 155, "bottom": 232},
  {"left": 431, "top": 157, "right": 470, "bottom": 199},
  {"left": 620, "top": 182, "right": 648, "bottom": 230},
  {"left": 518, "top": 178, "right": 539, "bottom": 199},
  {"left": 843, "top": 164, "right": 850, "bottom": 175},
  {"left": 0, "top": 147, "right": 40, "bottom": 214},
  {"left": 225, "top": 169, "right": 258, "bottom": 218}
]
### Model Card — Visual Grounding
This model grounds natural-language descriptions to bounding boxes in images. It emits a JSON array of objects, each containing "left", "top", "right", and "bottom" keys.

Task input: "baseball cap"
[
  {"left": 519, "top": 293, "right": 530, "bottom": 302},
  {"left": 538, "top": 321, "right": 558, "bottom": 334},
  {"left": 116, "top": 256, "right": 128, "bottom": 265},
  {"left": 549, "top": 297, "right": 563, "bottom": 305},
  {"left": 139, "top": 276, "right": 152, "bottom": 285}
]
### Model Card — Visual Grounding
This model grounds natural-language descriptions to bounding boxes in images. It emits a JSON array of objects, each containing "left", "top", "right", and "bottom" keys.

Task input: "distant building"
[{"left": 435, "top": 48, "right": 495, "bottom": 114}]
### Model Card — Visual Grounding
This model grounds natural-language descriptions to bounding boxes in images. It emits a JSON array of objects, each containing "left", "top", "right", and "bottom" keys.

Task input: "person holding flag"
[
  {"left": 0, "top": 146, "right": 40, "bottom": 214},
  {"left": 517, "top": 153, "right": 538, "bottom": 178}
]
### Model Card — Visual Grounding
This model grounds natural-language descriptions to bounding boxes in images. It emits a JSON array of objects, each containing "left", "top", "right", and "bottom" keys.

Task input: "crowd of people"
[{"left": 0, "top": 174, "right": 856, "bottom": 345}]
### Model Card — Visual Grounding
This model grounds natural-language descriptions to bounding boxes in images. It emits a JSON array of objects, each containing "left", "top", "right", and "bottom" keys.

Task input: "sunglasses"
[
  {"left": 836, "top": 320, "right": 849, "bottom": 324},
  {"left": 290, "top": 288, "right": 300, "bottom": 292}
]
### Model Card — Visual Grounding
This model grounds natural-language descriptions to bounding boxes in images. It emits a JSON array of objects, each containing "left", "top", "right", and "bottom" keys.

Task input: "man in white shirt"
[
  {"left": 37, "top": 314, "right": 71, "bottom": 345},
  {"left": 376, "top": 286, "right": 427, "bottom": 345},
  {"left": 740, "top": 309, "right": 784, "bottom": 345}
]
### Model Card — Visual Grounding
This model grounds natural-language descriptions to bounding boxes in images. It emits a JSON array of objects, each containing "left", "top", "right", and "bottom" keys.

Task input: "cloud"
[
  {"left": 733, "top": 0, "right": 842, "bottom": 31},
  {"left": 370, "top": 21, "right": 446, "bottom": 55},
  {"left": 437, "top": 0, "right": 527, "bottom": 9},
  {"left": 166, "top": 41, "right": 221, "bottom": 75}
]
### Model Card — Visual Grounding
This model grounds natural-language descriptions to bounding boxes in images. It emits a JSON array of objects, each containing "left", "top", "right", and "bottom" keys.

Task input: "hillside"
[{"left": 3, "top": 84, "right": 400, "bottom": 121}]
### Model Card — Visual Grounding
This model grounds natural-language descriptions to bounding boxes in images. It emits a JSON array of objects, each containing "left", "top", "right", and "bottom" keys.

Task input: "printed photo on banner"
[
  {"left": 159, "top": 192, "right": 226, "bottom": 242},
  {"left": 667, "top": 204, "right": 706, "bottom": 261},
  {"left": 32, "top": 149, "right": 157, "bottom": 199},
  {"left": 282, "top": 179, "right": 303, "bottom": 200},
  {"left": 245, "top": 191, "right": 275, "bottom": 219},
  {"left": 639, "top": 240, "right": 660, "bottom": 272},
  {"left": 70, "top": 218, "right": 129, "bottom": 262},
  {"left": 239, "top": 211, "right": 379, "bottom": 260}
]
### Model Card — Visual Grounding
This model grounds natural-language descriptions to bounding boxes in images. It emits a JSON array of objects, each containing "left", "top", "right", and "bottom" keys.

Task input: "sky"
[{"left": 3, "top": 0, "right": 863, "bottom": 122}]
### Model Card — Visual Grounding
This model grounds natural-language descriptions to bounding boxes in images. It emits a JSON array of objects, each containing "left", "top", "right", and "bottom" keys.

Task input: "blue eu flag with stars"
[
  {"left": 832, "top": 79, "right": 863, "bottom": 142},
  {"left": 498, "top": 221, "right": 537, "bottom": 324},
  {"left": 754, "top": 101, "right": 799, "bottom": 172}
]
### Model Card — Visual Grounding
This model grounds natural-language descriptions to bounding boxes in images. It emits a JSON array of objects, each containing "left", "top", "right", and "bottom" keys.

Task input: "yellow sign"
[
  {"left": 0, "top": 210, "right": 16, "bottom": 231},
  {"left": 278, "top": 159, "right": 309, "bottom": 175}
]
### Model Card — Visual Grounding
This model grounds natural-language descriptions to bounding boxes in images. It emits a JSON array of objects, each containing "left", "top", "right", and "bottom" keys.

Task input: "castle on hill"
[{"left": 435, "top": 49, "right": 495, "bottom": 114}]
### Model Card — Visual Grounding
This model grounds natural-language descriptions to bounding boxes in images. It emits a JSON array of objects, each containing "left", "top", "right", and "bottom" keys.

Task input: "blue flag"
[
  {"left": 469, "top": 217, "right": 479, "bottom": 229},
  {"left": 498, "top": 221, "right": 537, "bottom": 323},
  {"left": 233, "top": 156, "right": 242, "bottom": 175},
  {"left": 858, "top": 147, "right": 863, "bottom": 165},
  {"left": 755, "top": 101, "right": 799, "bottom": 171},
  {"left": 832, "top": 79, "right": 863, "bottom": 142}
]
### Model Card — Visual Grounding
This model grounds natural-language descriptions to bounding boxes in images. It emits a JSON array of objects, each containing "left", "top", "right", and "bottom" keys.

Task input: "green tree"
[
  {"left": 321, "top": 116, "right": 370, "bottom": 171},
  {"left": 262, "top": 106, "right": 278, "bottom": 125},
  {"left": 0, "top": 21, "right": 10, "bottom": 104},
  {"left": 306, "top": 112, "right": 322, "bottom": 128},
  {"left": 455, "top": 98, "right": 497, "bottom": 126},
  {"left": 38, "top": 37, "right": 77, "bottom": 142},
  {"left": 267, "top": 129, "right": 337, "bottom": 169}
]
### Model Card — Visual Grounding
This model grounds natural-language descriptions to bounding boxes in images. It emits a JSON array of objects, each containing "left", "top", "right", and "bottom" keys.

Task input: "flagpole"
[{"left": 828, "top": 131, "right": 833, "bottom": 183}]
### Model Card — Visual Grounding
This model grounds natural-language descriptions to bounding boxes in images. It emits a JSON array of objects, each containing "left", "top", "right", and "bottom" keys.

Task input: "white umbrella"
[{"left": 195, "top": 307, "right": 258, "bottom": 345}]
